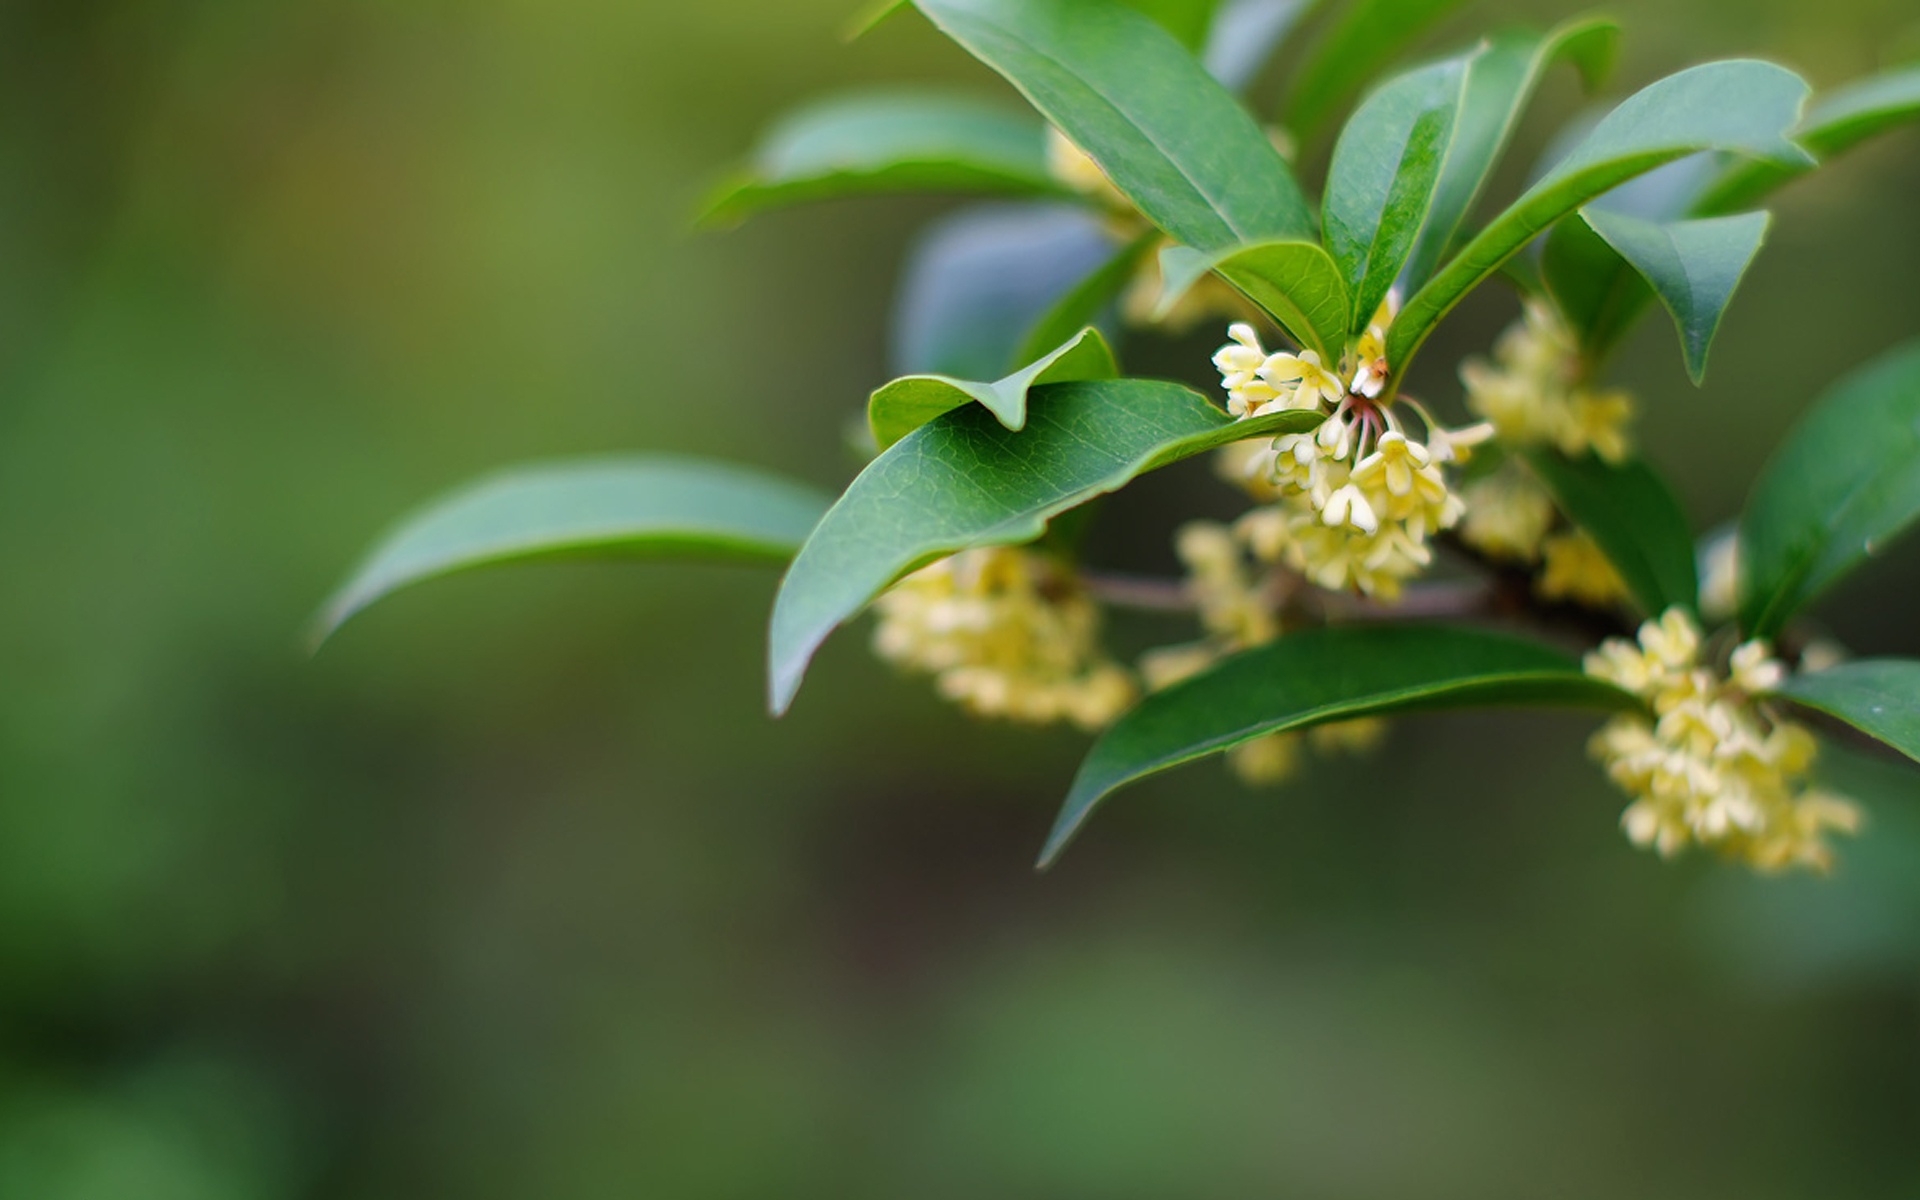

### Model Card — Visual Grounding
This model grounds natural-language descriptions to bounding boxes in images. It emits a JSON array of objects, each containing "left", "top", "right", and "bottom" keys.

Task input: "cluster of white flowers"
[
  {"left": 1213, "top": 306, "right": 1492, "bottom": 600},
  {"left": 1138, "top": 521, "right": 1385, "bottom": 786},
  {"left": 1585, "top": 608, "right": 1861, "bottom": 873},
  {"left": 1454, "top": 300, "right": 1640, "bottom": 606},
  {"left": 871, "top": 546, "right": 1136, "bottom": 731}
]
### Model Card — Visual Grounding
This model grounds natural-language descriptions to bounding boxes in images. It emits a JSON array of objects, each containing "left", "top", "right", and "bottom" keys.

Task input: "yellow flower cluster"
[
  {"left": 871, "top": 546, "right": 1136, "bottom": 731},
  {"left": 1138, "top": 521, "right": 1386, "bottom": 786},
  {"left": 1584, "top": 609, "right": 1862, "bottom": 873},
  {"left": 1214, "top": 312, "right": 1491, "bottom": 600},
  {"left": 1460, "top": 300, "right": 1635, "bottom": 463},
  {"left": 1454, "top": 302, "right": 1640, "bottom": 608}
]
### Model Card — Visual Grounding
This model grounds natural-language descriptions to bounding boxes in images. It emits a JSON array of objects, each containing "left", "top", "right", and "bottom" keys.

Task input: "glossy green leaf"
[
  {"left": 1388, "top": 60, "right": 1813, "bottom": 378},
  {"left": 1039, "top": 625, "right": 1640, "bottom": 866},
  {"left": 893, "top": 203, "right": 1115, "bottom": 380},
  {"left": 769, "top": 380, "right": 1324, "bottom": 714},
  {"left": 1204, "top": 0, "right": 1320, "bottom": 91},
  {"left": 1323, "top": 55, "right": 1470, "bottom": 333},
  {"left": 316, "top": 458, "right": 833, "bottom": 645},
  {"left": 700, "top": 92, "right": 1060, "bottom": 226},
  {"left": 911, "top": 0, "right": 1315, "bottom": 252},
  {"left": 1401, "top": 18, "right": 1620, "bottom": 290},
  {"left": 1774, "top": 660, "right": 1920, "bottom": 766},
  {"left": 1740, "top": 341, "right": 1920, "bottom": 639},
  {"left": 1580, "top": 208, "right": 1771, "bottom": 384},
  {"left": 868, "top": 327, "right": 1118, "bottom": 449},
  {"left": 1014, "top": 231, "right": 1159, "bottom": 367},
  {"left": 1280, "top": 0, "right": 1474, "bottom": 145},
  {"left": 1539, "top": 206, "right": 1652, "bottom": 358},
  {"left": 1523, "top": 450, "right": 1698, "bottom": 617},
  {"left": 1156, "top": 239, "right": 1350, "bottom": 361},
  {"left": 1697, "top": 63, "right": 1920, "bottom": 215}
]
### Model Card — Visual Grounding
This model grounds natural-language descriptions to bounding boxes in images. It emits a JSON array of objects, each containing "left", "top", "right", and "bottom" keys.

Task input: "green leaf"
[
  {"left": 700, "top": 92, "right": 1060, "bottom": 226},
  {"left": 1579, "top": 208, "right": 1771, "bottom": 385},
  {"left": 768, "top": 380, "right": 1324, "bottom": 714},
  {"left": 1323, "top": 55, "right": 1470, "bottom": 334},
  {"left": 1697, "top": 63, "right": 1920, "bottom": 215},
  {"left": 868, "top": 327, "right": 1118, "bottom": 449},
  {"left": 1522, "top": 450, "right": 1699, "bottom": 617},
  {"left": 1774, "top": 660, "right": 1920, "bottom": 766},
  {"left": 1539, "top": 206, "right": 1651, "bottom": 359},
  {"left": 1280, "top": 0, "right": 1474, "bottom": 146},
  {"left": 1739, "top": 340, "right": 1920, "bottom": 639},
  {"left": 1014, "top": 230, "right": 1159, "bottom": 367},
  {"left": 1204, "top": 0, "right": 1320, "bottom": 92},
  {"left": 1118, "top": 0, "right": 1221, "bottom": 47},
  {"left": 911, "top": 0, "right": 1315, "bottom": 252},
  {"left": 1401, "top": 18, "right": 1621, "bottom": 290},
  {"left": 1039, "top": 625, "right": 1640, "bottom": 866},
  {"left": 315, "top": 457, "right": 833, "bottom": 645},
  {"left": 1156, "top": 239, "right": 1350, "bottom": 361},
  {"left": 1388, "top": 60, "right": 1813, "bottom": 379},
  {"left": 893, "top": 204, "right": 1116, "bottom": 380}
]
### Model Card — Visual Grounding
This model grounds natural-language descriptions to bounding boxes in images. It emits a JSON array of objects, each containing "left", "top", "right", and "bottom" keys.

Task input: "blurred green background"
[{"left": 2, "top": 0, "right": 1918, "bottom": 1196}]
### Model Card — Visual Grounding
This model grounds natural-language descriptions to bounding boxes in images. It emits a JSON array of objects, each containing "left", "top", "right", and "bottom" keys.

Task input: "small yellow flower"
[
  {"left": 1536, "top": 530, "right": 1629, "bottom": 608},
  {"left": 872, "top": 546, "right": 1137, "bottom": 731},
  {"left": 1584, "top": 607, "right": 1861, "bottom": 873},
  {"left": 1459, "top": 470, "right": 1555, "bottom": 562}
]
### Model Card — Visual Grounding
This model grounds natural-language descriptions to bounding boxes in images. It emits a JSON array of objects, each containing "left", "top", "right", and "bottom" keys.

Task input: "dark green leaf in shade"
[
  {"left": 315, "top": 458, "right": 833, "bottom": 645},
  {"left": 1774, "top": 660, "right": 1920, "bottom": 767},
  {"left": 699, "top": 92, "right": 1061, "bottom": 226},
  {"left": 1156, "top": 239, "right": 1350, "bottom": 361},
  {"left": 1014, "top": 231, "right": 1159, "bottom": 367},
  {"left": 1400, "top": 18, "right": 1620, "bottom": 291},
  {"left": 1696, "top": 63, "right": 1920, "bottom": 215},
  {"left": 1323, "top": 55, "right": 1470, "bottom": 334},
  {"left": 1540, "top": 206, "right": 1653, "bottom": 358},
  {"left": 1204, "top": 0, "right": 1321, "bottom": 92},
  {"left": 868, "top": 327, "right": 1118, "bottom": 449},
  {"left": 1387, "top": 60, "right": 1812, "bottom": 380},
  {"left": 768, "top": 380, "right": 1324, "bottom": 714},
  {"left": 1579, "top": 208, "right": 1771, "bottom": 384},
  {"left": 1280, "top": 0, "right": 1475, "bottom": 146},
  {"left": 892, "top": 203, "right": 1116, "bottom": 380},
  {"left": 1039, "top": 625, "right": 1641, "bottom": 866},
  {"left": 1522, "top": 450, "right": 1699, "bottom": 617},
  {"left": 911, "top": 0, "right": 1315, "bottom": 252},
  {"left": 1740, "top": 341, "right": 1920, "bottom": 639}
]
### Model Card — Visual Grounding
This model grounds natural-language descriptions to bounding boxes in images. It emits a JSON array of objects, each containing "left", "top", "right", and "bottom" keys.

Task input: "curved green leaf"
[
  {"left": 1401, "top": 18, "right": 1621, "bottom": 290},
  {"left": 1539, "top": 205, "right": 1654, "bottom": 359},
  {"left": 1157, "top": 239, "right": 1350, "bottom": 361},
  {"left": 911, "top": 0, "right": 1315, "bottom": 252},
  {"left": 1523, "top": 449, "right": 1698, "bottom": 617},
  {"left": 1580, "top": 208, "right": 1771, "bottom": 384},
  {"left": 700, "top": 92, "right": 1060, "bottom": 226},
  {"left": 1280, "top": 0, "right": 1474, "bottom": 145},
  {"left": 1039, "top": 625, "right": 1640, "bottom": 866},
  {"left": 1740, "top": 340, "right": 1920, "bottom": 639},
  {"left": 1388, "top": 60, "right": 1813, "bottom": 379},
  {"left": 1014, "top": 230, "right": 1159, "bottom": 366},
  {"left": 316, "top": 457, "right": 833, "bottom": 645},
  {"left": 1774, "top": 660, "right": 1920, "bottom": 766},
  {"left": 1323, "top": 54, "right": 1470, "bottom": 333},
  {"left": 769, "top": 380, "right": 1324, "bottom": 714},
  {"left": 1697, "top": 63, "right": 1920, "bottom": 216},
  {"left": 868, "top": 327, "right": 1118, "bottom": 449}
]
